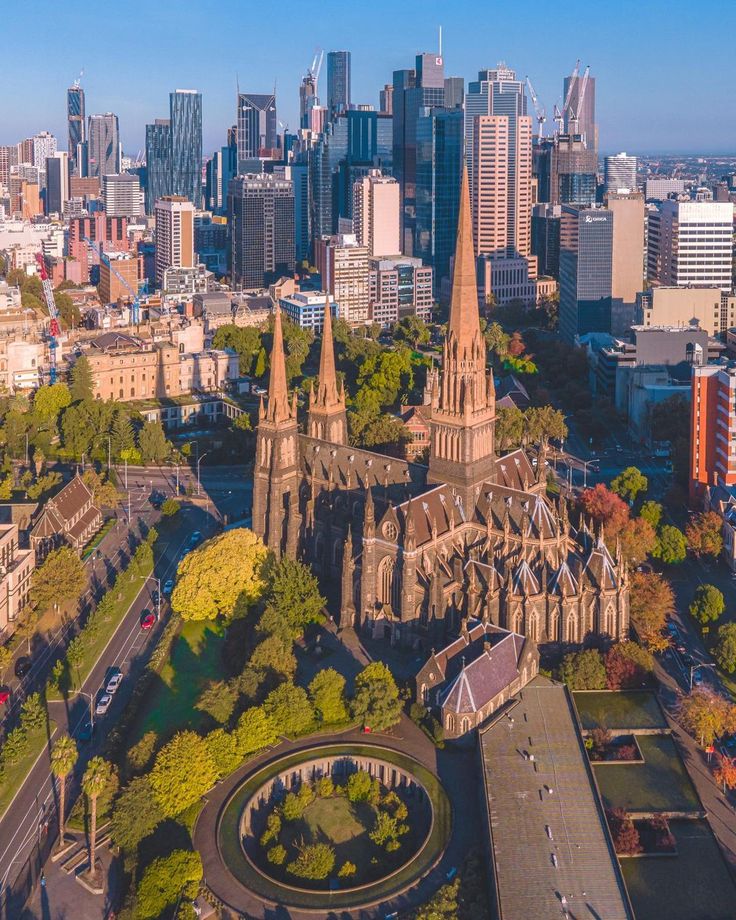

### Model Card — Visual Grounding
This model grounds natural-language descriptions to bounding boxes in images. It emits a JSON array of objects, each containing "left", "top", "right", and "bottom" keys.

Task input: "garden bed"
[
  {"left": 587, "top": 732, "right": 643, "bottom": 763},
  {"left": 81, "top": 517, "right": 115, "bottom": 560}
]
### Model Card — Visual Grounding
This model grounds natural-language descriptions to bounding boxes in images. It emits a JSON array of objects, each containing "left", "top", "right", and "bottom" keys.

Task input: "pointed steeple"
[
  {"left": 265, "top": 307, "right": 292, "bottom": 424},
  {"left": 448, "top": 165, "right": 483, "bottom": 352},
  {"left": 307, "top": 298, "right": 348, "bottom": 444},
  {"left": 315, "top": 297, "right": 342, "bottom": 409}
]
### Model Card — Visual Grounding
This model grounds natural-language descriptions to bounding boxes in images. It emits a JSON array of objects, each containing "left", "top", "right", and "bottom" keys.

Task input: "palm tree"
[
  {"left": 82, "top": 757, "right": 112, "bottom": 881},
  {"left": 50, "top": 734, "right": 77, "bottom": 848}
]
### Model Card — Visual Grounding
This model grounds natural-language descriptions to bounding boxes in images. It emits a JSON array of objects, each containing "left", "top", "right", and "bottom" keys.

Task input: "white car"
[
  {"left": 95, "top": 694, "right": 113, "bottom": 716},
  {"left": 106, "top": 670, "right": 123, "bottom": 694}
]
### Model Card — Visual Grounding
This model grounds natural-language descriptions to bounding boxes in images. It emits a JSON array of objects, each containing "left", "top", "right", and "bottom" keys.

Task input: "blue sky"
[{"left": 3, "top": 0, "right": 734, "bottom": 155}]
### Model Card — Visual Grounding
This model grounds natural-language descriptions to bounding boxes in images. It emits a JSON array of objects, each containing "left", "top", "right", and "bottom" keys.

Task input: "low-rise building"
[
  {"left": 0, "top": 522, "right": 35, "bottom": 639},
  {"left": 396, "top": 404, "right": 431, "bottom": 459},
  {"left": 30, "top": 474, "right": 102, "bottom": 559},
  {"left": 368, "top": 257, "right": 433, "bottom": 327},
  {"left": 279, "top": 292, "right": 338, "bottom": 331},
  {"left": 636, "top": 287, "right": 736, "bottom": 338}
]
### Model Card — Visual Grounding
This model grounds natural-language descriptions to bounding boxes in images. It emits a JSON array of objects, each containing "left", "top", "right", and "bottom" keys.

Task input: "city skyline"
[{"left": 2, "top": 0, "right": 734, "bottom": 155}]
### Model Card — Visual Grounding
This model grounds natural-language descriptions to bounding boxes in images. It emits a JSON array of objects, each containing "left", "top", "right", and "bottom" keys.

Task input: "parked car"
[
  {"left": 666, "top": 622, "right": 679, "bottom": 637},
  {"left": 140, "top": 609, "right": 157, "bottom": 630},
  {"left": 151, "top": 590, "right": 160, "bottom": 606},
  {"left": 163, "top": 579, "right": 174, "bottom": 596},
  {"left": 692, "top": 670, "right": 704, "bottom": 686},
  {"left": 15, "top": 656, "right": 31, "bottom": 679},
  {"left": 105, "top": 669, "right": 123, "bottom": 694},
  {"left": 78, "top": 720, "right": 95, "bottom": 742},
  {"left": 95, "top": 693, "right": 113, "bottom": 716},
  {"left": 0, "top": 687, "right": 10, "bottom": 705}
]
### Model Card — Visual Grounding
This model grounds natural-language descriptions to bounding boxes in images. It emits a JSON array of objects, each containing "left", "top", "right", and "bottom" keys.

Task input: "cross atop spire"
[
  {"left": 448, "top": 165, "right": 483, "bottom": 357},
  {"left": 264, "top": 306, "right": 294, "bottom": 424}
]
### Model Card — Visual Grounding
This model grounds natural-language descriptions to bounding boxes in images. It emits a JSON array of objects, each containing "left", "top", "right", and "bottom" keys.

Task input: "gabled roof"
[
  {"left": 513, "top": 559, "right": 540, "bottom": 595},
  {"left": 582, "top": 536, "right": 619, "bottom": 591},
  {"left": 441, "top": 631, "right": 526, "bottom": 715},
  {"left": 48, "top": 475, "right": 94, "bottom": 523},
  {"left": 495, "top": 449, "right": 536, "bottom": 491},
  {"left": 549, "top": 560, "right": 578, "bottom": 596}
]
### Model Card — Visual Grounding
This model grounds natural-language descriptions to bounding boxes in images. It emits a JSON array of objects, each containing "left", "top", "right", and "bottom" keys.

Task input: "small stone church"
[{"left": 252, "top": 168, "right": 629, "bottom": 653}]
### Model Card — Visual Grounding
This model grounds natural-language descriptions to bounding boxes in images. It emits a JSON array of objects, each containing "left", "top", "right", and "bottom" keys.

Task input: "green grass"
[
  {"left": 81, "top": 518, "right": 115, "bottom": 560},
  {"left": 0, "top": 724, "right": 55, "bottom": 820},
  {"left": 621, "top": 819, "right": 736, "bottom": 920},
  {"left": 593, "top": 735, "right": 701, "bottom": 813},
  {"left": 300, "top": 796, "right": 366, "bottom": 844},
  {"left": 130, "top": 618, "right": 226, "bottom": 743},
  {"left": 573, "top": 691, "right": 667, "bottom": 730}
]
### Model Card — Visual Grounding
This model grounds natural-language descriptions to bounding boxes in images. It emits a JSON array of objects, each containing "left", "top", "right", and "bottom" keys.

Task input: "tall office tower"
[
  {"left": 393, "top": 52, "right": 445, "bottom": 254},
  {"left": 444, "top": 77, "right": 464, "bottom": 109},
  {"left": 690, "top": 364, "right": 736, "bottom": 504},
  {"left": 604, "top": 152, "right": 637, "bottom": 194},
  {"left": 45, "top": 153, "right": 69, "bottom": 214},
  {"left": 32, "top": 132, "right": 57, "bottom": 170},
  {"left": 352, "top": 170, "right": 400, "bottom": 257},
  {"left": 170, "top": 90, "right": 202, "bottom": 206},
  {"left": 550, "top": 134, "right": 597, "bottom": 206},
  {"left": 0, "top": 146, "right": 17, "bottom": 186},
  {"left": 647, "top": 200, "right": 733, "bottom": 290},
  {"left": 237, "top": 93, "right": 277, "bottom": 167},
  {"left": 275, "top": 164, "right": 309, "bottom": 263},
  {"left": 531, "top": 203, "right": 562, "bottom": 277},
  {"left": 379, "top": 83, "right": 393, "bottom": 115},
  {"left": 563, "top": 72, "right": 597, "bottom": 151},
  {"left": 316, "top": 233, "right": 370, "bottom": 324},
  {"left": 103, "top": 173, "right": 143, "bottom": 217},
  {"left": 299, "top": 72, "right": 318, "bottom": 129},
  {"left": 204, "top": 142, "right": 237, "bottom": 215},
  {"left": 67, "top": 83, "right": 85, "bottom": 175},
  {"left": 415, "top": 107, "right": 463, "bottom": 289},
  {"left": 465, "top": 65, "right": 527, "bottom": 184},
  {"left": 88, "top": 113, "right": 120, "bottom": 178},
  {"left": 228, "top": 175, "right": 295, "bottom": 287},
  {"left": 17, "top": 139, "right": 34, "bottom": 164},
  {"left": 327, "top": 51, "right": 351, "bottom": 119},
  {"left": 605, "top": 190, "right": 645, "bottom": 334},
  {"left": 145, "top": 119, "right": 171, "bottom": 213},
  {"left": 559, "top": 205, "right": 613, "bottom": 343},
  {"left": 154, "top": 196, "right": 195, "bottom": 287}
]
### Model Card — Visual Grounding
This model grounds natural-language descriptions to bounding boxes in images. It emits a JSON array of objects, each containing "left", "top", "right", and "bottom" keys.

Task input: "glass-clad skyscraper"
[
  {"left": 145, "top": 120, "right": 172, "bottom": 214},
  {"left": 87, "top": 113, "right": 120, "bottom": 178},
  {"left": 67, "top": 84, "right": 85, "bottom": 176},
  {"left": 559, "top": 206, "right": 613, "bottom": 343},
  {"left": 327, "top": 51, "right": 351, "bottom": 119},
  {"left": 237, "top": 93, "right": 277, "bottom": 168},
  {"left": 170, "top": 90, "right": 202, "bottom": 207}
]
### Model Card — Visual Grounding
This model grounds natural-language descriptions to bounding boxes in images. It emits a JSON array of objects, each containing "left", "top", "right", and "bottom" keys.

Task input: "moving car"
[
  {"left": 15, "top": 656, "right": 31, "bottom": 679},
  {"left": 78, "top": 720, "right": 95, "bottom": 742},
  {"left": 140, "top": 609, "right": 157, "bottom": 630},
  {"left": 189, "top": 531, "right": 202, "bottom": 547},
  {"left": 106, "top": 669, "right": 123, "bottom": 694},
  {"left": 151, "top": 589, "right": 160, "bottom": 606},
  {"left": 163, "top": 579, "right": 174, "bottom": 596},
  {"left": 95, "top": 693, "right": 113, "bottom": 716}
]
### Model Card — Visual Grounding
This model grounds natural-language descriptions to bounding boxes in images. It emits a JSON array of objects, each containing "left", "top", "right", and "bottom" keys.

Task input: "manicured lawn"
[
  {"left": 573, "top": 691, "right": 667, "bottom": 730},
  {"left": 0, "top": 724, "right": 55, "bottom": 820},
  {"left": 594, "top": 735, "right": 700, "bottom": 813},
  {"left": 302, "top": 796, "right": 367, "bottom": 845},
  {"left": 622, "top": 819, "right": 736, "bottom": 920},
  {"left": 130, "top": 618, "right": 226, "bottom": 742}
]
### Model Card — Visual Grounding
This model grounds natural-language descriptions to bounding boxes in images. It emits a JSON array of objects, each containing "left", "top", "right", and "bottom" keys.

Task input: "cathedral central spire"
[{"left": 448, "top": 165, "right": 484, "bottom": 357}]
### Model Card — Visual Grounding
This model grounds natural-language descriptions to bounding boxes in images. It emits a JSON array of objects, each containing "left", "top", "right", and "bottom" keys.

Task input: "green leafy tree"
[
  {"left": 134, "top": 850, "right": 203, "bottom": 920},
  {"left": 338, "top": 860, "right": 356, "bottom": 878},
  {"left": 263, "top": 556, "right": 326, "bottom": 638},
  {"left": 652, "top": 524, "right": 687, "bottom": 565},
  {"left": 523, "top": 406, "right": 568, "bottom": 446},
  {"left": 0, "top": 644, "right": 12, "bottom": 680},
  {"left": 250, "top": 635, "right": 297, "bottom": 680},
  {"left": 110, "top": 775, "right": 164, "bottom": 851},
  {"left": 138, "top": 419, "right": 170, "bottom": 463},
  {"left": 281, "top": 783, "right": 315, "bottom": 820},
  {"left": 639, "top": 500, "right": 663, "bottom": 530},
  {"left": 30, "top": 545, "right": 86, "bottom": 613},
  {"left": 213, "top": 324, "right": 263, "bottom": 376},
  {"left": 172, "top": 529, "right": 268, "bottom": 621},
  {"left": 195, "top": 680, "right": 239, "bottom": 725},
  {"left": 20, "top": 692, "right": 46, "bottom": 731},
  {"left": 559, "top": 649, "right": 607, "bottom": 690},
  {"left": 60, "top": 402, "right": 94, "bottom": 458},
  {"left": 50, "top": 733, "right": 77, "bottom": 848},
  {"left": 81, "top": 469, "right": 119, "bottom": 507},
  {"left": 394, "top": 315, "right": 430, "bottom": 348},
  {"left": 263, "top": 683, "right": 315, "bottom": 737},
  {"left": 161, "top": 498, "right": 180, "bottom": 516},
  {"left": 69, "top": 356, "right": 94, "bottom": 402},
  {"left": 127, "top": 731, "right": 158, "bottom": 774},
  {"left": 260, "top": 812, "right": 281, "bottom": 846},
  {"left": 234, "top": 705, "right": 277, "bottom": 755},
  {"left": 611, "top": 466, "right": 648, "bottom": 503},
  {"left": 495, "top": 406, "right": 525, "bottom": 452},
  {"left": 204, "top": 727, "right": 242, "bottom": 776},
  {"left": 309, "top": 668, "right": 348, "bottom": 724},
  {"left": 26, "top": 471, "right": 62, "bottom": 500},
  {"left": 351, "top": 661, "right": 402, "bottom": 732},
  {"left": 689, "top": 584, "right": 725, "bottom": 625},
  {"left": 685, "top": 511, "right": 724, "bottom": 559},
  {"left": 413, "top": 880, "right": 460, "bottom": 919},
  {"left": 0, "top": 476, "right": 13, "bottom": 500},
  {"left": 82, "top": 757, "right": 115, "bottom": 881},
  {"left": 268, "top": 844, "right": 287, "bottom": 865},
  {"left": 714, "top": 623, "right": 736, "bottom": 673},
  {"left": 150, "top": 731, "right": 219, "bottom": 817},
  {"left": 32, "top": 383, "right": 72, "bottom": 424},
  {"left": 287, "top": 842, "right": 335, "bottom": 881},
  {"left": 346, "top": 770, "right": 373, "bottom": 803},
  {"left": 253, "top": 346, "right": 267, "bottom": 378},
  {"left": 110, "top": 410, "right": 135, "bottom": 457},
  {"left": 53, "top": 290, "right": 81, "bottom": 328}
]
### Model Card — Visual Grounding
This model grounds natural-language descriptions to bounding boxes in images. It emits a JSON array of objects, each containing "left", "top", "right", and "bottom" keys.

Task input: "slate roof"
[
  {"left": 495, "top": 374, "right": 531, "bottom": 410},
  {"left": 495, "top": 449, "right": 536, "bottom": 491},
  {"left": 583, "top": 536, "right": 619, "bottom": 590},
  {"left": 88, "top": 331, "right": 143, "bottom": 353},
  {"left": 51, "top": 475, "right": 95, "bottom": 522},
  {"left": 441, "top": 630, "right": 526, "bottom": 714}
]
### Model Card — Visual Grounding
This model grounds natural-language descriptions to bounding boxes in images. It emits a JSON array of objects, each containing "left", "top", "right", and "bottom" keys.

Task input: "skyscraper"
[
  {"left": 228, "top": 175, "right": 295, "bottom": 287},
  {"left": 327, "top": 51, "right": 351, "bottom": 119},
  {"left": 549, "top": 134, "right": 597, "bottom": 206},
  {"left": 154, "top": 196, "right": 195, "bottom": 287},
  {"left": 145, "top": 120, "right": 172, "bottom": 213},
  {"left": 604, "top": 152, "right": 637, "bottom": 194},
  {"left": 170, "top": 90, "right": 202, "bottom": 207},
  {"left": 67, "top": 84, "right": 85, "bottom": 176},
  {"left": 32, "top": 132, "right": 57, "bottom": 170},
  {"left": 444, "top": 77, "right": 464, "bottom": 109},
  {"left": 563, "top": 72, "right": 596, "bottom": 151},
  {"left": 379, "top": 84, "right": 393, "bottom": 115},
  {"left": 647, "top": 200, "right": 733, "bottom": 290},
  {"left": 45, "top": 152, "right": 69, "bottom": 214},
  {"left": 559, "top": 205, "right": 613, "bottom": 343},
  {"left": 103, "top": 173, "right": 143, "bottom": 218},
  {"left": 299, "top": 72, "right": 318, "bottom": 130},
  {"left": 237, "top": 93, "right": 277, "bottom": 168},
  {"left": 88, "top": 114, "right": 120, "bottom": 178},
  {"left": 352, "top": 170, "right": 400, "bottom": 258}
]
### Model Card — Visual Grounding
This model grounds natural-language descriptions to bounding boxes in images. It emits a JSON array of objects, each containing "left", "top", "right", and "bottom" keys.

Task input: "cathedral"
[{"left": 252, "top": 169, "right": 629, "bottom": 650}]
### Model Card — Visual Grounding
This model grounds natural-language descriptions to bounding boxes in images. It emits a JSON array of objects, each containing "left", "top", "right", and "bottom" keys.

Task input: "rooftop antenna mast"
[{"left": 438, "top": 25, "right": 442, "bottom": 57}]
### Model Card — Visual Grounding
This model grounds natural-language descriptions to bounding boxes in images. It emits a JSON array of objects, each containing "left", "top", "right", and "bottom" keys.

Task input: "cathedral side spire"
[
  {"left": 307, "top": 299, "right": 348, "bottom": 444},
  {"left": 316, "top": 297, "right": 341, "bottom": 409},
  {"left": 448, "top": 165, "right": 483, "bottom": 356},
  {"left": 265, "top": 306, "right": 293, "bottom": 424}
]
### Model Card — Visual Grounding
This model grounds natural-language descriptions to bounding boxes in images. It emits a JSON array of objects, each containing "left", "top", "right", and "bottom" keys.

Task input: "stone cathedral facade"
[{"left": 252, "top": 170, "right": 629, "bottom": 650}]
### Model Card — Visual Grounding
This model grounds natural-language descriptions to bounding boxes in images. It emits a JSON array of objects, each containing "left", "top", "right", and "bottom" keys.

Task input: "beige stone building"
[
  {"left": 636, "top": 287, "right": 736, "bottom": 337},
  {"left": 0, "top": 522, "right": 35, "bottom": 640},
  {"left": 352, "top": 171, "right": 401, "bottom": 258},
  {"left": 605, "top": 191, "right": 645, "bottom": 304}
]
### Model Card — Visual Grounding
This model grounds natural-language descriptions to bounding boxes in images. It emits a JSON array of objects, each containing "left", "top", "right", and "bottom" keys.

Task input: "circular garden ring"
[{"left": 216, "top": 743, "right": 452, "bottom": 912}]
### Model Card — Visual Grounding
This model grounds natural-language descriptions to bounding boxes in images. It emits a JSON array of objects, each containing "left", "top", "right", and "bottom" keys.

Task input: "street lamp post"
[
  {"left": 581, "top": 458, "right": 599, "bottom": 489},
  {"left": 69, "top": 689, "right": 95, "bottom": 730},
  {"left": 197, "top": 451, "right": 210, "bottom": 496}
]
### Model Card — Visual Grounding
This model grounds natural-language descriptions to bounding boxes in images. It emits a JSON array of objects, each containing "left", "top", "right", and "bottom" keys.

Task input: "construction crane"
[
  {"left": 567, "top": 65, "right": 590, "bottom": 138},
  {"left": 309, "top": 50, "right": 324, "bottom": 88},
  {"left": 83, "top": 236, "right": 141, "bottom": 324},
  {"left": 34, "top": 253, "right": 60, "bottom": 384},
  {"left": 525, "top": 76, "right": 546, "bottom": 137},
  {"left": 553, "top": 59, "right": 580, "bottom": 134}
]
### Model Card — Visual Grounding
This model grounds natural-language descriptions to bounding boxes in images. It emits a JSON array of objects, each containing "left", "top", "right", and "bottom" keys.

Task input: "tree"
[
  {"left": 579, "top": 484, "right": 629, "bottom": 539},
  {"left": 713, "top": 754, "right": 736, "bottom": 794},
  {"left": 605, "top": 642, "right": 654, "bottom": 690},
  {"left": 346, "top": 770, "right": 373, "bottom": 803},
  {"left": 82, "top": 757, "right": 115, "bottom": 881},
  {"left": 171, "top": 529, "right": 268, "bottom": 621},
  {"left": 281, "top": 784, "right": 315, "bottom": 820},
  {"left": 394, "top": 315, "right": 430, "bottom": 348},
  {"left": 619, "top": 517, "right": 657, "bottom": 565},
  {"left": 205, "top": 728, "right": 242, "bottom": 776},
  {"left": 523, "top": 406, "right": 568, "bottom": 447},
  {"left": 268, "top": 844, "right": 287, "bottom": 865},
  {"left": 26, "top": 471, "right": 62, "bottom": 500},
  {"left": 134, "top": 850, "right": 203, "bottom": 920},
  {"left": 264, "top": 556, "right": 326, "bottom": 638},
  {"left": 30, "top": 546, "right": 86, "bottom": 613},
  {"left": 559, "top": 649, "right": 607, "bottom": 690},
  {"left": 611, "top": 466, "right": 648, "bottom": 504},
  {"left": 263, "top": 683, "right": 315, "bottom": 737},
  {"left": 413, "top": 880, "right": 460, "bottom": 920},
  {"left": 607, "top": 808, "right": 642, "bottom": 855},
  {"left": 287, "top": 842, "right": 335, "bottom": 881},
  {"left": 234, "top": 706, "right": 277, "bottom": 755},
  {"left": 50, "top": 733, "right": 77, "bottom": 848},
  {"left": 640, "top": 500, "right": 663, "bottom": 531},
  {"left": 680, "top": 688, "right": 736, "bottom": 747},
  {"left": 685, "top": 511, "right": 723, "bottom": 559},
  {"left": 0, "top": 644, "right": 12, "bottom": 680},
  {"left": 484, "top": 321, "right": 510, "bottom": 358},
  {"left": 69, "top": 356, "right": 94, "bottom": 402},
  {"left": 309, "top": 668, "right": 348, "bottom": 724},
  {"left": 110, "top": 775, "right": 164, "bottom": 851},
  {"left": 150, "top": 731, "right": 219, "bottom": 817},
  {"left": 250, "top": 635, "right": 297, "bottom": 680},
  {"left": 495, "top": 406, "right": 525, "bottom": 452},
  {"left": 110, "top": 409, "right": 135, "bottom": 457},
  {"left": 714, "top": 623, "right": 736, "bottom": 673},
  {"left": 32, "top": 383, "right": 71, "bottom": 424},
  {"left": 652, "top": 525, "right": 687, "bottom": 565},
  {"left": 338, "top": 860, "right": 356, "bottom": 878},
  {"left": 629, "top": 572, "right": 674, "bottom": 651},
  {"left": 351, "top": 661, "right": 402, "bottom": 731},
  {"left": 161, "top": 498, "right": 180, "bottom": 517},
  {"left": 195, "top": 680, "right": 239, "bottom": 725},
  {"left": 138, "top": 420, "right": 169, "bottom": 463},
  {"left": 253, "top": 346, "right": 267, "bottom": 378},
  {"left": 82, "top": 469, "right": 119, "bottom": 507},
  {"left": 689, "top": 583, "right": 724, "bottom": 625}
]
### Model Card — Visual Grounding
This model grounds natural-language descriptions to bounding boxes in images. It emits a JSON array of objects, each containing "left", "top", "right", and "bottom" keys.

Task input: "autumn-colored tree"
[
  {"left": 685, "top": 511, "right": 724, "bottom": 559},
  {"left": 578, "top": 484, "right": 630, "bottom": 539},
  {"left": 605, "top": 642, "right": 654, "bottom": 690},
  {"left": 629, "top": 571, "right": 674, "bottom": 652},
  {"left": 679, "top": 688, "right": 736, "bottom": 747},
  {"left": 713, "top": 754, "right": 736, "bottom": 794},
  {"left": 619, "top": 517, "right": 657, "bottom": 565},
  {"left": 607, "top": 808, "right": 642, "bottom": 855}
]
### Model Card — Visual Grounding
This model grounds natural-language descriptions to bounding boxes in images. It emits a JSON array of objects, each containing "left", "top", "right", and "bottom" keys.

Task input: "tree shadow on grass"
[{"left": 137, "top": 816, "right": 194, "bottom": 869}]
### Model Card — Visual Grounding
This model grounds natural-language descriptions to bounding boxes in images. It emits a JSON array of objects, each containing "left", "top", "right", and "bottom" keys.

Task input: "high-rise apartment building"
[
  {"left": 170, "top": 90, "right": 202, "bottom": 206},
  {"left": 444, "top": 77, "right": 464, "bottom": 109},
  {"left": 32, "top": 132, "right": 57, "bottom": 170},
  {"left": 690, "top": 364, "right": 736, "bottom": 503},
  {"left": 647, "top": 200, "right": 733, "bottom": 290},
  {"left": 0, "top": 146, "right": 18, "bottom": 186},
  {"left": 327, "top": 51, "right": 351, "bottom": 119},
  {"left": 379, "top": 83, "right": 393, "bottom": 115},
  {"left": 68, "top": 213, "right": 129, "bottom": 279},
  {"left": 204, "top": 142, "right": 237, "bottom": 215},
  {"left": 103, "top": 173, "right": 143, "bottom": 218},
  {"left": 228, "top": 175, "right": 295, "bottom": 288},
  {"left": 154, "top": 196, "right": 195, "bottom": 287},
  {"left": 67, "top": 83, "right": 85, "bottom": 176},
  {"left": 237, "top": 94, "right": 277, "bottom": 167},
  {"left": 604, "top": 153, "right": 637, "bottom": 194},
  {"left": 352, "top": 171, "right": 400, "bottom": 257},
  {"left": 99, "top": 252, "right": 140, "bottom": 304},
  {"left": 45, "top": 153, "right": 69, "bottom": 214},
  {"left": 563, "top": 72, "right": 596, "bottom": 151},
  {"left": 368, "top": 256, "right": 433, "bottom": 326},
  {"left": 88, "top": 113, "right": 120, "bottom": 178},
  {"left": 531, "top": 203, "right": 561, "bottom": 278},
  {"left": 559, "top": 205, "right": 614, "bottom": 343},
  {"left": 145, "top": 119, "right": 172, "bottom": 213},
  {"left": 316, "top": 233, "right": 370, "bottom": 324}
]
